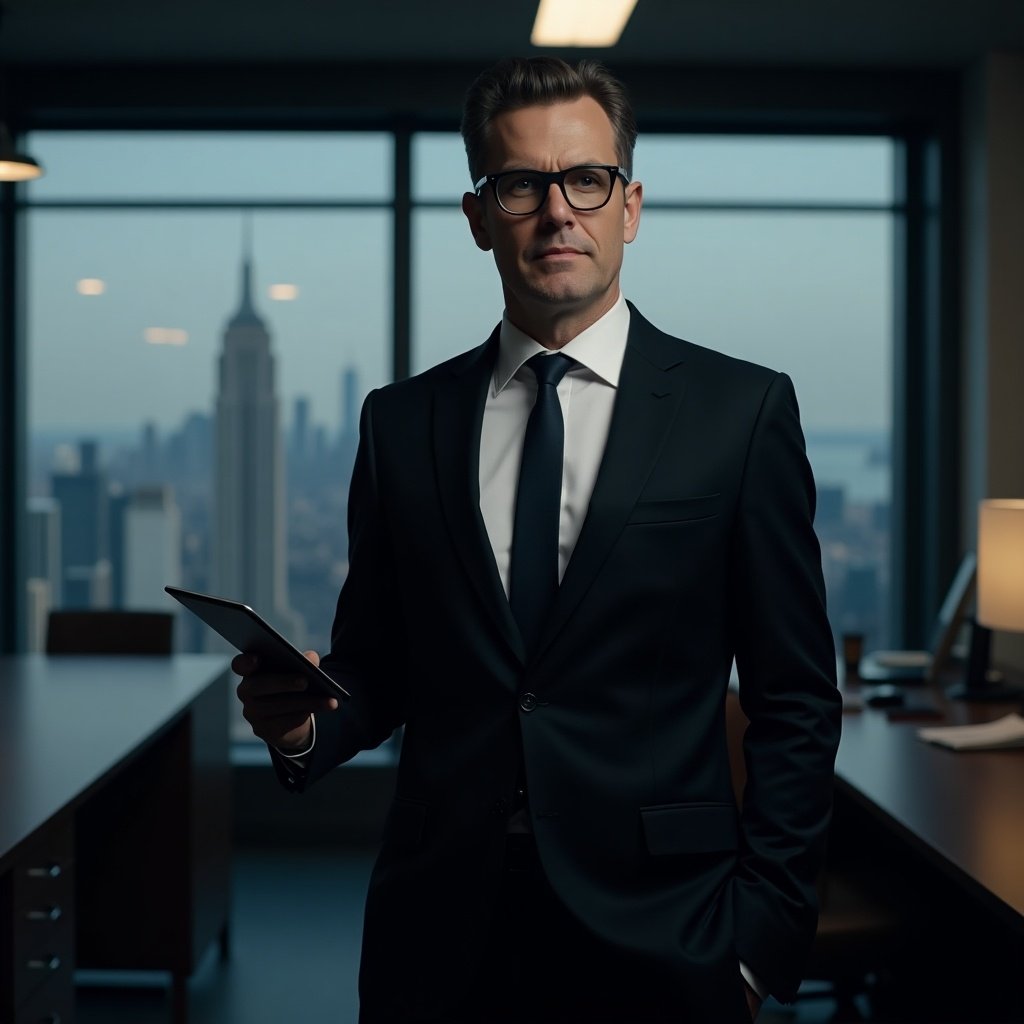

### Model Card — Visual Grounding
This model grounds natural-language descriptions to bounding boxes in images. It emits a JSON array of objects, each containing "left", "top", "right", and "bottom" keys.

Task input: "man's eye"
[
  {"left": 506, "top": 176, "right": 541, "bottom": 194},
  {"left": 567, "top": 170, "right": 605, "bottom": 190}
]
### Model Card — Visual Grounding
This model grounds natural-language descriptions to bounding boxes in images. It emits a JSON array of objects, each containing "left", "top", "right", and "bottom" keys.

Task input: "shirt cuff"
[
  {"left": 273, "top": 713, "right": 316, "bottom": 763},
  {"left": 739, "top": 961, "right": 768, "bottom": 1002}
]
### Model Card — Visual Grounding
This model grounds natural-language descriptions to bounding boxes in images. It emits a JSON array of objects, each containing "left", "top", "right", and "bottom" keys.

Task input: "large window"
[
  {"left": 414, "top": 132, "right": 896, "bottom": 652},
  {"left": 23, "top": 126, "right": 897, "bottom": 746},
  {"left": 23, "top": 133, "right": 392, "bottom": 739}
]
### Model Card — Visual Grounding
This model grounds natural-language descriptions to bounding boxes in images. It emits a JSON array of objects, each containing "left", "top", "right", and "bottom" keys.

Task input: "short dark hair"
[{"left": 460, "top": 57, "right": 638, "bottom": 183}]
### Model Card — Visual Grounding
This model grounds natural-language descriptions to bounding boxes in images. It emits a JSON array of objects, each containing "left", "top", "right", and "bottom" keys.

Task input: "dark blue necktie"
[{"left": 509, "top": 352, "right": 574, "bottom": 655}]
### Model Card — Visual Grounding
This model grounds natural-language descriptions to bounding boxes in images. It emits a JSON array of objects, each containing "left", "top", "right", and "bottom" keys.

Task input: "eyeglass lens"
[{"left": 495, "top": 167, "right": 615, "bottom": 213}]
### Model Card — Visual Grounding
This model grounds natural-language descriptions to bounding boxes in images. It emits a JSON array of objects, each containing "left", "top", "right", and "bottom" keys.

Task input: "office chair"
[
  {"left": 725, "top": 689, "right": 902, "bottom": 1022},
  {"left": 45, "top": 609, "right": 174, "bottom": 655}
]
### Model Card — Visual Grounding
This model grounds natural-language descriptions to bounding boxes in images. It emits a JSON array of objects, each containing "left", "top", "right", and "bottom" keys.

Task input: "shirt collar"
[{"left": 492, "top": 293, "right": 630, "bottom": 396}]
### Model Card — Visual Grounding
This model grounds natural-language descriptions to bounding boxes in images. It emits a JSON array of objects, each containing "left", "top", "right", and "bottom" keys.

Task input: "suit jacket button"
[
  {"left": 492, "top": 799, "right": 508, "bottom": 816},
  {"left": 520, "top": 692, "right": 538, "bottom": 712}
]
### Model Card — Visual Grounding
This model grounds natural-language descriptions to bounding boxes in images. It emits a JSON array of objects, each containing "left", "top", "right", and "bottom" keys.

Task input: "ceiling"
[{"left": 1, "top": 0, "right": 1023, "bottom": 69}]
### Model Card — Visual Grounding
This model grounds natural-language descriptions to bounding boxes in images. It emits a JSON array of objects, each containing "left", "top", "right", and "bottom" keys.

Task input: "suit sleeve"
[
  {"left": 271, "top": 389, "right": 410, "bottom": 791},
  {"left": 729, "top": 372, "right": 843, "bottom": 1002}
]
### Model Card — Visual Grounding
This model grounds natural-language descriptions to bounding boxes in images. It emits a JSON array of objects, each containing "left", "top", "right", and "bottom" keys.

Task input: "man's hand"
[
  {"left": 233, "top": 650, "right": 338, "bottom": 751},
  {"left": 742, "top": 979, "right": 762, "bottom": 1021}
]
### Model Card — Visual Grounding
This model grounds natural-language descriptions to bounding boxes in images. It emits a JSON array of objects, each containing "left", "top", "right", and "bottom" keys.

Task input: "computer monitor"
[{"left": 858, "top": 553, "right": 976, "bottom": 684}]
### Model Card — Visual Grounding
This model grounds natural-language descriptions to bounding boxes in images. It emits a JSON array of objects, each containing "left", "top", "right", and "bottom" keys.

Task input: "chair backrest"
[{"left": 45, "top": 610, "right": 174, "bottom": 655}]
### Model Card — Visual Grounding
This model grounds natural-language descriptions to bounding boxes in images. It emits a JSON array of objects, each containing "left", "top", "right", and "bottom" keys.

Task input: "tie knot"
[{"left": 526, "top": 352, "right": 574, "bottom": 388}]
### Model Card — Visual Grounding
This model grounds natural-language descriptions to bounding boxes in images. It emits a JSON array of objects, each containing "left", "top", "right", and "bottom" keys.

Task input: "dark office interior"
[{"left": 1, "top": 1, "right": 1023, "bottom": 1022}]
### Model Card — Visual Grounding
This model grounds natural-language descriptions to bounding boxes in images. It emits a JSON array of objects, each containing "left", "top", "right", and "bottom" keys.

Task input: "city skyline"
[
  {"left": 26, "top": 237, "right": 366, "bottom": 660},
  {"left": 27, "top": 409, "right": 892, "bottom": 653}
]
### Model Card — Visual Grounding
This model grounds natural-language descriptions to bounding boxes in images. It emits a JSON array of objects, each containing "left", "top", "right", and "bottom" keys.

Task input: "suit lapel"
[
  {"left": 433, "top": 329, "right": 527, "bottom": 665},
  {"left": 536, "top": 306, "right": 688, "bottom": 659}
]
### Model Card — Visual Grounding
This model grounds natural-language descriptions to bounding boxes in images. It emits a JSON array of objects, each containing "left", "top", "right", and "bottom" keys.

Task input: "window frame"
[{"left": 0, "top": 66, "right": 961, "bottom": 657}]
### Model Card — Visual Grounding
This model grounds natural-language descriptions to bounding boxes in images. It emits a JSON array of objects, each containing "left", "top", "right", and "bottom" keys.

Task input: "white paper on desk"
[{"left": 917, "top": 713, "right": 1024, "bottom": 750}]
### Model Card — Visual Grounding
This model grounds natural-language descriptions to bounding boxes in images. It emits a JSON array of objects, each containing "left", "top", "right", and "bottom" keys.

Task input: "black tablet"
[{"left": 164, "top": 586, "right": 350, "bottom": 701}]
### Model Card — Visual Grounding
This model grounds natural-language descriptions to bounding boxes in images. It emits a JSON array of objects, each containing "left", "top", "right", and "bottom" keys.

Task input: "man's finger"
[
  {"left": 240, "top": 692, "right": 331, "bottom": 716},
  {"left": 232, "top": 652, "right": 259, "bottom": 676},
  {"left": 239, "top": 691, "right": 336, "bottom": 719},
  {"left": 236, "top": 674, "right": 310, "bottom": 700},
  {"left": 242, "top": 693, "right": 334, "bottom": 723}
]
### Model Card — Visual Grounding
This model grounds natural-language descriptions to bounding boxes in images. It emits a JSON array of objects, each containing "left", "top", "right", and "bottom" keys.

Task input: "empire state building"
[{"left": 212, "top": 248, "right": 301, "bottom": 641}]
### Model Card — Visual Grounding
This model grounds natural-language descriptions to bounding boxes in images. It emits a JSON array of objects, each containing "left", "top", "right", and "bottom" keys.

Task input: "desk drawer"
[
  {"left": 12, "top": 918, "right": 73, "bottom": 1011},
  {"left": 11, "top": 823, "right": 73, "bottom": 917},
  {"left": 14, "top": 970, "right": 74, "bottom": 1024},
  {"left": 9, "top": 820, "right": 74, "bottom": 1010}
]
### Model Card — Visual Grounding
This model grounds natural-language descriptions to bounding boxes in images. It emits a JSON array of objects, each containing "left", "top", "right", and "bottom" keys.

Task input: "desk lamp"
[{"left": 949, "top": 499, "right": 1024, "bottom": 701}]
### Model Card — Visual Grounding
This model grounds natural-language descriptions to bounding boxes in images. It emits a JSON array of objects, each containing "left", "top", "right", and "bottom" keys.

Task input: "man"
[{"left": 236, "top": 57, "right": 842, "bottom": 1024}]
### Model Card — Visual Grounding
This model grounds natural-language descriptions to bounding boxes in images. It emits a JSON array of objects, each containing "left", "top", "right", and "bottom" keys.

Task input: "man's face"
[{"left": 462, "top": 97, "right": 642, "bottom": 336}]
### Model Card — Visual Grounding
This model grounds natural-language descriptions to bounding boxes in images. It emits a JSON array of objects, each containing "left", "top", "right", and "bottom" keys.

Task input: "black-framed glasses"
[{"left": 473, "top": 164, "right": 630, "bottom": 215}]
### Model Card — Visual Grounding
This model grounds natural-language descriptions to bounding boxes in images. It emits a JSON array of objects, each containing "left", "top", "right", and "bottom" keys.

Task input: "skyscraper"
[
  {"left": 291, "top": 395, "right": 310, "bottom": 463},
  {"left": 26, "top": 497, "right": 61, "bottom": 651},
  {"left": 337, "top": 365, "right": 360, "bottom": 494},
  {"left": 289, "top": 395, "right": 311, "bottom": 488},
  {"left": 108, "top": 484, "right": 129, "bottom": 608},
  {"left": 340, "top": 365, "right": 359, "bottom": 441},
  {"left": 124, "top": 485, "right": 182, "bottom": 612},
  {"left": 51, "top": 439, "right": 111, "bottom": 609},
  {"left": 27, "top": 496, "right": 61, "bottom": 606},
  {"left": 211, "top": 239, "right": 302, "bottom": 641}
]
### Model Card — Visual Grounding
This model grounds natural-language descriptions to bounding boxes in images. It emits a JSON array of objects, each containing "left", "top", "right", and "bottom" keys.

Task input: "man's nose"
[{"left": 540, "top": 181, "right": 574, "bottom": 222}]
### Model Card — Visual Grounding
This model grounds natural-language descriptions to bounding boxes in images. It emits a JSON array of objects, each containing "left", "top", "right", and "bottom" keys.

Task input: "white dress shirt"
[{"left": 479, "top": 293, "right": 629, "bottom": 596}]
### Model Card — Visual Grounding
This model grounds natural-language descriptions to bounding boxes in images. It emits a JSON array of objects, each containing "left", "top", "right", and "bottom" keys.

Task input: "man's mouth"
[{"left": 534, "top": 247, "right": 585, "bottom": 260}]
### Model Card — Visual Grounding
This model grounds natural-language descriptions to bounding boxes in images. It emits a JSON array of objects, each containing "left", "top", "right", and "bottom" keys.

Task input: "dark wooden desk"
[
  {"left": 833, "top": 677, "right": 1024, "bottom": 1020},
  {"left": 835, "top": 681, "right": 1024, "bottom": 928},
  {"left": 0, "top": 654, "right": 232, "bottom": 1024}
]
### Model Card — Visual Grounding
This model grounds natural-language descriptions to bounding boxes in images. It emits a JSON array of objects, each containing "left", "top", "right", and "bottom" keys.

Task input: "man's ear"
[
  {"left": 623, "top": 180, "right": 642, "bottom": 244},
  {"left": 462, "top": 192, "right": 493, "bottom": 252}
]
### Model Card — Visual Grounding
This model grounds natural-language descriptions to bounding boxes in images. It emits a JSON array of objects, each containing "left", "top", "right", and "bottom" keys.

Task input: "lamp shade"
[
  {"left": 977, "top": 499, "right": 1024, "bottom": 632},
  {"left": 0, "top": 123, "right": 44, "bottom": 182}
]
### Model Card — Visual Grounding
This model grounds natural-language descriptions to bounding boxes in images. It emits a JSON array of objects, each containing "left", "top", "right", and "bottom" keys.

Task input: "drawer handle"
[
  {"left": 26, "top": 954, "right": 61, "bottom": 971},
  {"left": 26, "top": 905, "right": 63, "bottom": 922},
  {"left": 26, "top": 863, "right": 62, "bottom": 879}
]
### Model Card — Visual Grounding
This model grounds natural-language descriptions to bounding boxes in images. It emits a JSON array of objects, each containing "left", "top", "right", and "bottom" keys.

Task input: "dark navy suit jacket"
[{"left": 274, "top": 304, "right": 842, "bottom": 1021}]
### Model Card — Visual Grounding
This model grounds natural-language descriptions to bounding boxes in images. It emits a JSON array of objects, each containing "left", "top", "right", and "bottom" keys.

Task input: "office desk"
[
  {"left": 835, "top": 685, "right": 1024, "bottom": 928},
  {"left": 833, "top": 681, "right": 1023, "bottom": 1020},
  {"left": 0, "top": 655, "right": 232, "bottom": 1024}
]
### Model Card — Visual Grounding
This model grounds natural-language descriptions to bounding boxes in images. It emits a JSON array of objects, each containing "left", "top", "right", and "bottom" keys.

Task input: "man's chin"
[
  {"left": 523, "top": 281, "right": 595, "bottom": 308},
  {"left": 505, "top": 273, "right": 618, "bottom": 321}
]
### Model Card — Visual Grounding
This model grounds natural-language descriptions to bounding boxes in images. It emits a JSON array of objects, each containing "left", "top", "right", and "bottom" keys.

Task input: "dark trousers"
[{"left": 447, "top": 834, "right": 689, "bottom": 1024}]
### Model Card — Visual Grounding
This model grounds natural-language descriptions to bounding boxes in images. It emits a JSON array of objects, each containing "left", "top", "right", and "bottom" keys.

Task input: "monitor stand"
[{"left": 947, "top": 619, "right": 1024, "bottom": 702}]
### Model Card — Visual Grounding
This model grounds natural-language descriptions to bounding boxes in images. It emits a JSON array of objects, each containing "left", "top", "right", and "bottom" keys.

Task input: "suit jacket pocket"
[
  {"left": 382, "top": 797, "right": 429, "bottom": 852},
  {"left": 640, "top": 802, "right": 739, "bottom": 856},
  {"left": 626, "top": 493, "right": 721, "bottom": 526}
]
